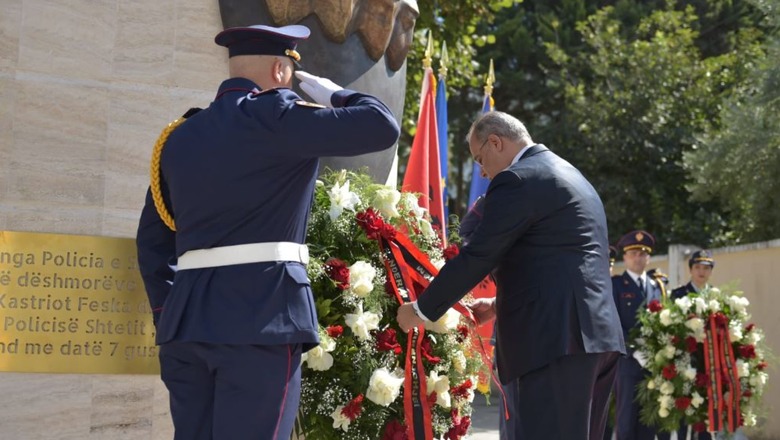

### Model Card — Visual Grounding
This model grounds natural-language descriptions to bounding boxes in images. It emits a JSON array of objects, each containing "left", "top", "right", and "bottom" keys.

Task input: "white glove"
[
  {"left": 295, "top": 71, "right": 343, "bottom": 108},
  {"left": 632, "top": 349, "right": 648, "bottom": 368}
]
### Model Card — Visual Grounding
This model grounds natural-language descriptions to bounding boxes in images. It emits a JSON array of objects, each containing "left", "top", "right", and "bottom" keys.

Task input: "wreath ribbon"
[{"left": 702, "top": 313, "right": 741, "bottom": 433}]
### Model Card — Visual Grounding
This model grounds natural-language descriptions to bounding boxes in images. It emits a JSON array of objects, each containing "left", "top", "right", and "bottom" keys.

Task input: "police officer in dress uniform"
[
  {"left": 613, "top": 230, "right": 667, "bottom": 440},
  {"left": 135, "top": 24, "right": 400, "bottom": 440},
  {"left": 670, "top": 250, "right": 717, "bottom": 440}
]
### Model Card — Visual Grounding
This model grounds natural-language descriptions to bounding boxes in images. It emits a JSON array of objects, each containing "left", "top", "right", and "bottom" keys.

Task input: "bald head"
[{"left": 229, "top": 55, "right": 295, "bottom": 90}]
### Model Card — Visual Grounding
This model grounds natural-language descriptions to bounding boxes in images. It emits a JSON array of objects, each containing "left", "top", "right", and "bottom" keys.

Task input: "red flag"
[{"left": 402, "top": 68, "right": 446, "bottom": 245}]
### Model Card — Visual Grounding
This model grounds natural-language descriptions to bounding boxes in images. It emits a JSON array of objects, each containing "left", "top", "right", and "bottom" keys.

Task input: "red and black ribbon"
[{"left": 702, "top": 313, "right": 741, "bottom": 433}]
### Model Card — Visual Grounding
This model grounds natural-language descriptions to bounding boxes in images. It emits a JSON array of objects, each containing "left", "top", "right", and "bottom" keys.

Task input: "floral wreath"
[
  {"left": 297, "top": 170, "right": 491, "bottom": 440},
  {"left": 633, "top": 286, "right": 770, "bottom": 434}
]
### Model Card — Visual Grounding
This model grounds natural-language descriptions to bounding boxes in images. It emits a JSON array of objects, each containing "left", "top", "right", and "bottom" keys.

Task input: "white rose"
[
  {"left": 426, "top": 370, "right": 451, "bottom": 408},
  {"left": 331, "top": 406, "right": 351, "bottom": 431},
  {"left": 729, "top": 322, "right": 743, "bottom": 342},
  {"left": 693, "top": 297, "right": 708, "bottom": 315},
  {"left": 659, "top": 407, "right": 670, "bottom": 418},
  {"left": 674, "top": 296, "right": 693, "bottom": 314},
  {"left": 401, "top": 193, "right": 427, "bottom": 219},
  {"left": 663, "top": 345, "right": 676, "bottom": 359},
  {"left": 660, "top": 381, "right": 675, "bottom": 396},
  {"left": 328, "top": 180, "right": 361, "bottom": 221},
  {"left": 708, "top": 299, "right": 721, "bottom": 312},
  {"left": 424, "top": 308, "right": 461, "bottom": 333},
  {"left": 685, "top": 317, "right": 704, "bottom": 332},
  {"left": 345, "top": 303, "right": 381, "bottom": 341},
  {"left": 348, "top": 261, "right": 377, "bottom": 297},
  {"left": 419, "top": 218, "right": 436, "bottom": 238},
  {"left": 691, "top": 391, "right": 704, "bottom": 408},
  {"left": 749, "top": 330, "right": 763, "bottom": 345},
  {"left": 659, "top": 309, "right": 674, "bottom": 326},
  {"left": 683, "top": 367, "right": 697, "bottom": 381},
  {"left": 304, "top": 344, "right": 334, "bottom": 371},
  {"left": 736, "top": 360, "right": 750, "bottom": 378},
  {"left": 727, "top": 295, "right": 750, "bottom": 314},
  {"left": 647, "top": 379, "right": 656, "bottom": 390},
  {"left": 371, "top": 188, "right": 401, "bottom": 219},
  {"left": 366, "top": 367, "right": 404, "bottom": 407},
  {"left": 657, "top": 395, "right": 674, "bottom": 409}
]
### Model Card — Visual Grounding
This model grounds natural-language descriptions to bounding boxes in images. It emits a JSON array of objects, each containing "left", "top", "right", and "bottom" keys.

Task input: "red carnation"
[
  {"left": 356, "top": 208, "right": 385, "bottom": 240},
  {"left": 662, "top": 364, "right": 677, "bottom": 380},
  {"left": 713, "top": 312, "right": 729, "bottom": 327},
  {"left": 671, "top": 336, "right": 680, "bottom": 345},
  {"left": 757, "top": 361, "right": 768, "bottom": 371},
  {"left": 382, "top": 419, "right": 409, "bottom": 440},
  {"left": 695, "top": 372, "right": 709, "bottom": 388},
  {"left": 675, "top": 397, "right": 692, "bottom": 410},
  {"left": 743, "top": 389, "right": 753, "bottom": 398},
  {"left": 745, "top": 323, "right": 756, "bottom": 332},
  {"left": 443, "top": 244, "right": 460, "bottom": 261},
  {"left": 421, "top": 338, "right": 441, "bottom": 364},
  {"left": 685, "top": 336, "right": 698, "bottom": 353},
  {"left": 376, "top": 328, "right": 402, "bottom": 355},
  {"left": 324, "top": 258, "right": 350, "bottom": 290},
  {"left": 739, "top": 344, "right": 757, "bottom": 359},
  {"left": 445, "top": 409, "right": 471, "bottom": 440},
  {"left": 451, "top": 379, "right": 474, "bottom": 401},
  {"left": 647, "top": 299, "right": 663, "bottom": 313},
  {"left": 341, "top": 394, "right": 364, "bottom": 421},
  {"left": 381, "top": 223, "right": 397, "bottom": 240},
  {"left": 326, "top": 325, "right": 344, "bottom": 338},
  {"left": 693, "top": 422, "right": 708, "bottom": 432}
]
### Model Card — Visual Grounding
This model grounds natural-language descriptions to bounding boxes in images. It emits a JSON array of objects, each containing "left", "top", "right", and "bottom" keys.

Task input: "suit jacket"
[
  {"left": 136, "top": 77, "right": 399, "bottom": 349},
  {"left": 612, "top": 272, "right": 663, "bottom": 345},
  {"left": 417, "top": 144, "right": 625, "bottom": 383}
]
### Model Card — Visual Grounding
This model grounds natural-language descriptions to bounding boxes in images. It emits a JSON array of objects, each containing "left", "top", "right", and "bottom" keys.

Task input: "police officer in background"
[
  {"left": 136, "top": 24, "right": 400, "bottom": 440},
  {"left": 670, "top": 250, "right": 717, "bottom": 440},
  {"left": 612, "top": 230, "right": 667, "bottom": 440}
]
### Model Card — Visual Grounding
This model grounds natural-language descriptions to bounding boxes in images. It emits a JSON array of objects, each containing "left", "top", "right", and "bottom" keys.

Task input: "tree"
[
  {"left": 684, "top": 0, "right": 780, "bottom": 243},
  {"left": 544, "top": 4, "right": 765, "bottom": 250}
]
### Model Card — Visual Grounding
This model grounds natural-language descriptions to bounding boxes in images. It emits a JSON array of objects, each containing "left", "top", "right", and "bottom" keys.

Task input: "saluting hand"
[
  {"left": 396, "top": 303, "right": 424, "bottom": 333},
  {"left": 468, "top": 298, "right": 496, "bottom": 325},
  {"left": 295, "top": 71, "right": 343, "bottom": 108}
]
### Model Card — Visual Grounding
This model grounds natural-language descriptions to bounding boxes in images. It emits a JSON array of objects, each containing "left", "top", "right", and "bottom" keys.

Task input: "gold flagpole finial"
[
  {"left": 423, "top": 29, "right": 434, "bottom": 68},
  {"left": 484, "top": 59, "right": 495, "bottom": 96},
  {"left": 438, "top": 41, "right": 449, "bottom": 79}
]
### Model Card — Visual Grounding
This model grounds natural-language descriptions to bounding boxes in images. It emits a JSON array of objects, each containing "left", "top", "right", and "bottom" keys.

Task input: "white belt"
[{"left": 177, "top": 242, "right": 309, "bottom": 270}]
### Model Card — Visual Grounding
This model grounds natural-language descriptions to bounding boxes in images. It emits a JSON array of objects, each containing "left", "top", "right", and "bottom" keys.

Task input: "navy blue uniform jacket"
[
  {"left": 136, "top": 78, "right": 399, "bottom": 350},
  {"left": 612, "top": 271, "right": 663, "bottom": 349},
  {"left": 417, "top": 145, "right": 625, "bottom": 383}
]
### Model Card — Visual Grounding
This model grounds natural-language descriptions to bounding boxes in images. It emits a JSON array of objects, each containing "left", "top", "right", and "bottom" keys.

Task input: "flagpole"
[
  {"left": 438, "top": 41, "right": 449, "bottom": 79},
  {"left": 484, "top": 58, "right": 495, "bottom": 97}
]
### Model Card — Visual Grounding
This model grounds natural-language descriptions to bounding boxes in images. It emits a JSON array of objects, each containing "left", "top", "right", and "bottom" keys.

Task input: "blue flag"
[
  {"left": 435, "top": 75, "right": 449, "bottom": 228},
  {"left": 467, "top": 94, "right": 494, "bottom": 206}
]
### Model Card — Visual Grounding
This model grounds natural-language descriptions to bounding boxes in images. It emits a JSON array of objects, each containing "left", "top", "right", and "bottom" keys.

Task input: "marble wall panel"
[
  {"left": 0, "top": 0, "right": 22, "bottom": 74},
  {"left": 113, "top": 0, "right": 176, "bottom": 86},
  {"left": 173, "top": 0, "right": 227, "bottom": 91},
  {"left": 17, "top": 0, "right": 117, "bottom": 82}
]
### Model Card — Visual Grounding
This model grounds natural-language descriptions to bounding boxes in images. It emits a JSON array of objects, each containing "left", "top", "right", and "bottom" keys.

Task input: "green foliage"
[
  {"left": 684, "top": 0, "right": 780, "bottom": 243},
  {"left": 545, "top": 3, "right": 765, "bottom": 250}
]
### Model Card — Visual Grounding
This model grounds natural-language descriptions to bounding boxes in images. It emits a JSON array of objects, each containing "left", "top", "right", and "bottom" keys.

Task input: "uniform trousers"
[
  {"left": 505, "top": 351, "right": 619, "bottom": 440},
  {"left": 159, "top": 341, "right": 302, "bottom": 440},
  {"left": 615, "top": 356, "right": 658, "bottom": 440}
]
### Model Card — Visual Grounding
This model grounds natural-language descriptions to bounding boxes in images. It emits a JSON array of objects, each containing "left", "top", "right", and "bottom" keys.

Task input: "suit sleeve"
[
  {"left": 417, "top": 171, "right": 535, "bottom": 320},
  {"left": 136, "top": 187, "right": 176, "bottom": 326},
  {"left": 253, "top": 89, "right": 400, "bottom": 158}
]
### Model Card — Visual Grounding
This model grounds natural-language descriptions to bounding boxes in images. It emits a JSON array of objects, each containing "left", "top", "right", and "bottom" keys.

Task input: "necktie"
[{"left": 638, "top": 277, "right": 645, "bottom": 294}]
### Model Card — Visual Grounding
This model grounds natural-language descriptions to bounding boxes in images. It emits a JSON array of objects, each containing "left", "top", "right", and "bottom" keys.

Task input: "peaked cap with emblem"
[
  {"left": 215, "top": 24, "right": 310, "bottom": 64},
  {"left": 689, "top": 249, "right": 715, "bottom": 268},
  {"left": 618, "top": 230, "right": 655, "bottom": 254}
]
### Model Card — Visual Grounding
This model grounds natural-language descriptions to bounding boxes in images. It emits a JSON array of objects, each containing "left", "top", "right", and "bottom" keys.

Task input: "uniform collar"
[
  {"left": 216, "top": 77, "right": 261, "bottom": 100},
  {"left": 626, "top": 270, "right": 646, "bottom": 286}
]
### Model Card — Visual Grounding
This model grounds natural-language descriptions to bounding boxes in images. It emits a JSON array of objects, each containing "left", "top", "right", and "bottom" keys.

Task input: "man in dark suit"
[
  {"left": 136, "top": 24, "right": 399, "bottom": 440},
  {"left": 612, "top": 230, "right": 666, "bottom": 440},
  {"left": 397, "top": 111, "right": 625, "bottom": 440}
]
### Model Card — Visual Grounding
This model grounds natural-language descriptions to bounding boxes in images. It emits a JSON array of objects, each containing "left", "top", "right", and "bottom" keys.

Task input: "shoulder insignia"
[{"left": 294, "top": 100, "right": 326, "bottom": 109}]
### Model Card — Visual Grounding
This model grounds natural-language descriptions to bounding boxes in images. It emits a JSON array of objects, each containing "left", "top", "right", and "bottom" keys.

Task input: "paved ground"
[{"left": 468, "top": 394, "right": 501, "bottom": 439}]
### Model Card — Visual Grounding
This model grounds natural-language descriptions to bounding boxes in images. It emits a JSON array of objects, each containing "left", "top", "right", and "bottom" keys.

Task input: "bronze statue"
[{"left": 218, "top": 0, "right": 419, "bottom": 183}]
